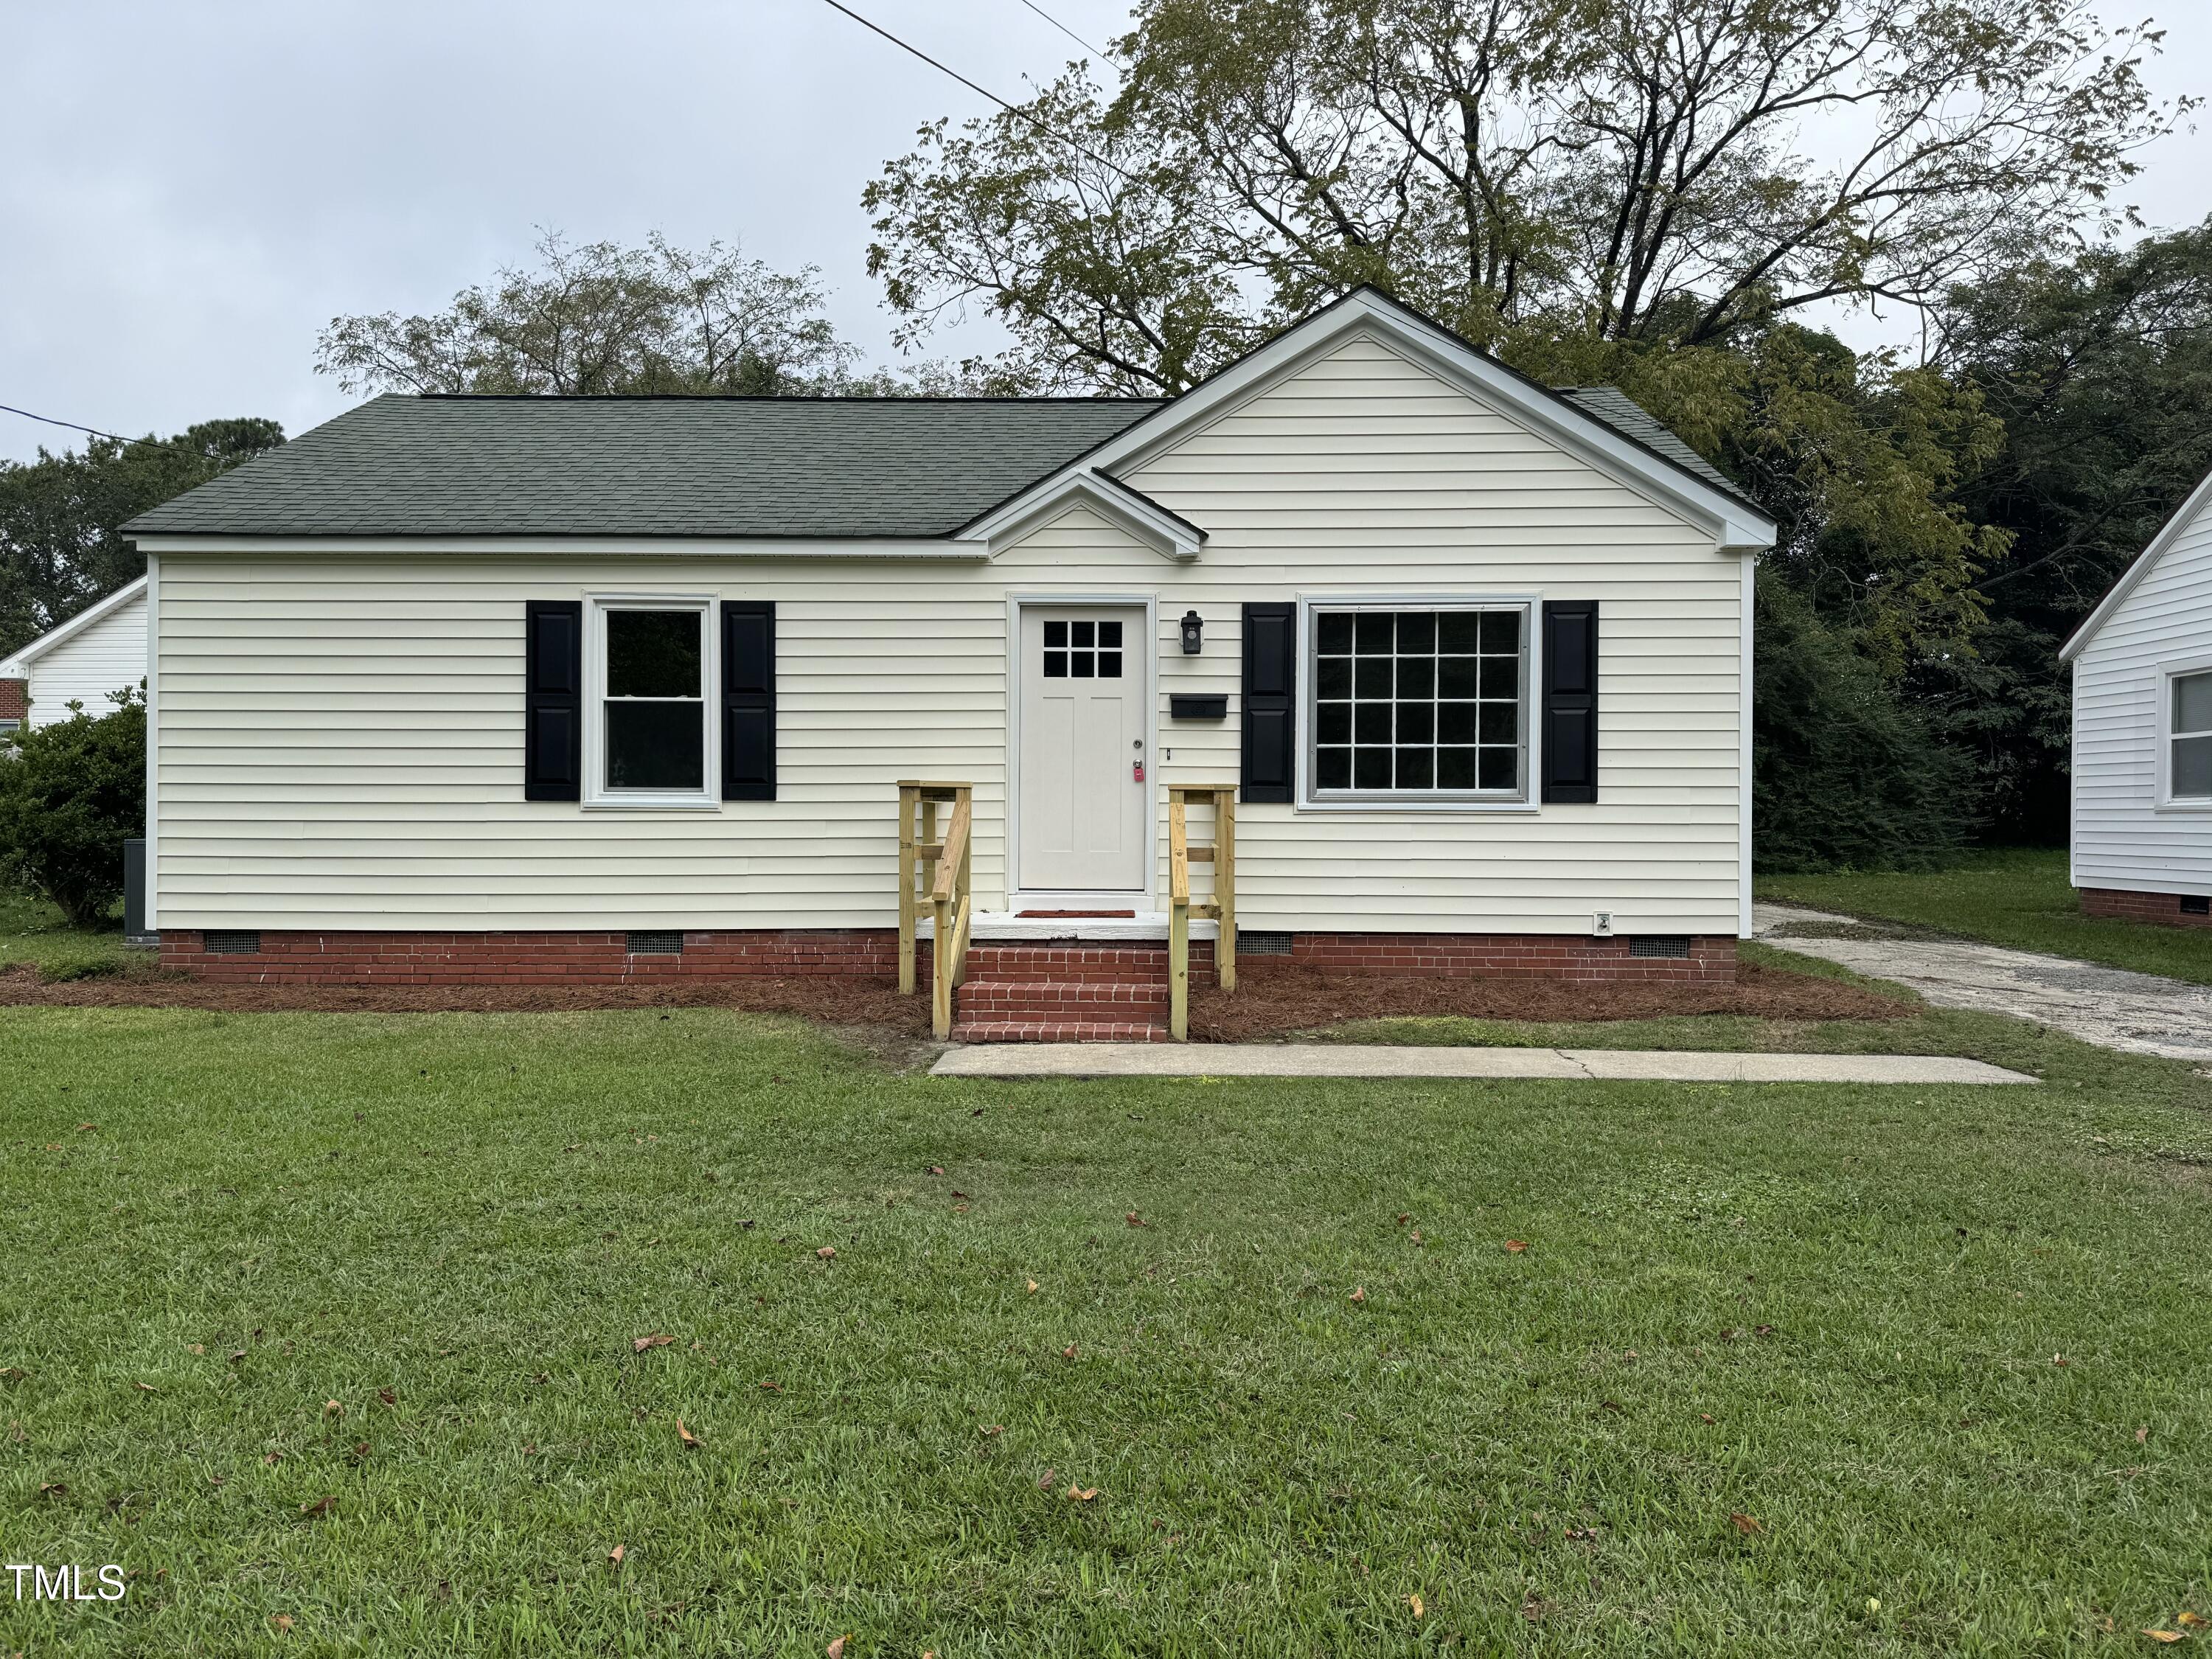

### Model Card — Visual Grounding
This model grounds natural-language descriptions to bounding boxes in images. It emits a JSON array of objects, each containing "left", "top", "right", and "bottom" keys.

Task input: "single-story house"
[
  {"left": 123, "top": 287, "right": 1776, "bottom": 1037},
  {"left": 2061, "top": 465, "right": 2212, "bottom": 928},
  {"left": 0, "top": 575, "right": 149, "bottom": 731}
]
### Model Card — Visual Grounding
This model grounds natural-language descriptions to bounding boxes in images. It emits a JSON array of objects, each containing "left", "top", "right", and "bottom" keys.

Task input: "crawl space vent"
[
  {"left": 626, "top": 931, "right": 684, "bottom": 956},
  {"left": 204, "top": 931, "right": 262, "bottom": 955},
  {"left": 1629, "top": 935, "right": 1692, "bottom": 959},
  {"left": 2183, "top": 896, "right": 2210, "bottom": 916},
  {"left": 1238, "top": 931, "right": 1294, "bottom": 956}
]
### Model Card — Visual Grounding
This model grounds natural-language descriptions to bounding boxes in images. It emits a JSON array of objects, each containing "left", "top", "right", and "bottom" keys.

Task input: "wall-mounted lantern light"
[{"left": 1179, "top": 610, "right": 1204, "bottom": 655}]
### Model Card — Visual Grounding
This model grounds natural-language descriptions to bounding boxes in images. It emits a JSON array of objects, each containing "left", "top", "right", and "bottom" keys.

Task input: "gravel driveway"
[{"left": 1754, "top": 902, "right": 2212, "bottom": 1066}]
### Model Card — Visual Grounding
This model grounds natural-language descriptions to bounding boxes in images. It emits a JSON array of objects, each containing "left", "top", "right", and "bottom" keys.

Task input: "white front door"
[{"left": 1017, "top": 605, "right": 1148, "bottom": 894}]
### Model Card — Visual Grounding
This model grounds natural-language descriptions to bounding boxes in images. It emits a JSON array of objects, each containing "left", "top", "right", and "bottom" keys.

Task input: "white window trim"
[
  {"left": 1295, "top": 591, "right": 1544, "bottom": 814},
  {"left": 582, "top": 593, "right": 719, "bottom": 811},
  {"left": 2157, "top": 658, "right": 2212, "bottom": 813}
]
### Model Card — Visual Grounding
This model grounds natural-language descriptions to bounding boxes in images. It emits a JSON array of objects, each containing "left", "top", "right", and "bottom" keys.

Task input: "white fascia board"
[
  {"left": 127, "top": 535, "right": 989, "bottom": 560},
  {"left": 2059, "top": 466, "right": 2212, "bottom": 663},
  {"left": 960, "top": 470, "right": 1204, "bottom": 561},
  {"left": 0, "top": 574, "right": 149, "bottom": 672},
  {"left": 1046, "top": 291, "right": 1778, "bottom": 554}
]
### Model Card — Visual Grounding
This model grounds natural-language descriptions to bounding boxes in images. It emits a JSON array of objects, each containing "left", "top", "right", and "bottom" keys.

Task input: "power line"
[
  {"left": 1017, "top": 0, "right": 1112, "bottom": 64},
  {"left": 815, "top": 0, "right": 1137, "bottom": 182},
  {"left": 0, "top": 400, "right": 157, "bottom": 451}
]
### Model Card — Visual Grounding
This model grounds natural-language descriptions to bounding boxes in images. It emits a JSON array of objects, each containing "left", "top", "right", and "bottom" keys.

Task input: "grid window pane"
[
  {"left": 1099, "top": 621, "right": 1122, "bottom": 648},
  {"left": 1072, "top": 621, "right": 1094, "bottom": 647},
  {"left": 606, "top": 701, "right": 703, "bottom": 791},
  {"left": 1044, "top": 621, "right": 1067, "bottom": 647},
  {"left": 2178, "top": 672, "right": 2212, "bottom": 734},
  {"left": 1043, "top": 617, "right": 1124, "bottom": 681},
  {"left": 1310, "top": 606, "right": 1525, "bottom": 796},
  {"left": 1071, "top": 653, "right": 1094, "bottom": 678},
  {"left": 1043, "top": 650, "right": 1067, "bottom": 678},
  {"left": 1098, "top": 650, "right": 1122, "bottom": 678}
]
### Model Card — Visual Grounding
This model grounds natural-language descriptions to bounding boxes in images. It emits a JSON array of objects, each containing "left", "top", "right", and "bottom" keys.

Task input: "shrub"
[
  {"left": 1755, "top": 583, "right": 1975, "bottom": 873},
  {"left": 0, "top": 693, "right": 145, "bottom": 927}
]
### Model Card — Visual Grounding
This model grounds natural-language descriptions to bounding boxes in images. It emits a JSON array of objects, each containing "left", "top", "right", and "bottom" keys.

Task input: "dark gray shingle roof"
[
  {"left": 125, "top": 394, "right": 1165, "bottom": 539},
  {"left": 1557, "top": 386, "right": 1755, "bottom": 509}
]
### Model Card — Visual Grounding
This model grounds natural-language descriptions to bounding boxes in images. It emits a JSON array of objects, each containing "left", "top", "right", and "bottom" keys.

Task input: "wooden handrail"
[
  {"left": 1166, "top": 784, "right": 1237, "bottom": 1040},
  {"left": 897, "top": 781, "right": 974, "bottom": 1039}
]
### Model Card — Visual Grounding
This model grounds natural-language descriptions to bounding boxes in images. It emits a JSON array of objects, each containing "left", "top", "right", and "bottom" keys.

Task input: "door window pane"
[{"left": 1043, "top": 617, "right": 1124, "bottom": 681}]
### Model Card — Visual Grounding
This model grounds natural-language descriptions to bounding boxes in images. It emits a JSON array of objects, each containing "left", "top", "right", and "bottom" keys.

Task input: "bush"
[
  {"left": 0, "top": 694, "right": 145, "bottom": 927},
  {"left": 1755, "top": 582, "right": 1975, "bottom": 873}
]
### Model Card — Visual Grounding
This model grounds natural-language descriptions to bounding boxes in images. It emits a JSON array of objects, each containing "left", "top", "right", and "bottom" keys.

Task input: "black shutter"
[
  {"left": 1541, "top": 599, "right": 1599, "bottom": 804},
  {"left": 1241, "top": 602, "right": 1296, "bottom": 804},
  {"left": 524, "top": 601, "right": 582, "bottom": 801},
  {"left": 721, "top": 600, "right": 776, "bottom": 801}
]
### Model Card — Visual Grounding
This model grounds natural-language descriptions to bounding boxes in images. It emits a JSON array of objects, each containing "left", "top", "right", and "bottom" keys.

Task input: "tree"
[
  {"left": 1923, "top": 218, "right": 2212, "bottom": 839},
  {"left": 0, "top": 418, "right": 283, "bottom": 658},
  {"left": 316, "top": 231, "right": 872, "bottom": 397},
  {"left": 0, "top": 692, "right": 146, "bottom": 927},
  {"left": 864, "top": 0, "right": 2180, "bottom": 393}
]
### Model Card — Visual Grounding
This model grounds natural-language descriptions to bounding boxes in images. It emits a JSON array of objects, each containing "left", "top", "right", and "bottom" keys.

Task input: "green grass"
[
  {"left": 1, "top": 993, "right": 2208, "bottom": 1655},
  {"left": 0, "top": 888, "right": 136, "bottom": 979},
  {"left": 1758, "top": 846, "right": 2212, "bottom": 986}
]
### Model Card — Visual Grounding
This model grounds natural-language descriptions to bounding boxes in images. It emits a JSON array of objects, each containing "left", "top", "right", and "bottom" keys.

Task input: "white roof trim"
[
  {"left": 2059, "top": 466, "right": 2212, "bottom": 662},
  {"left": 961, "top": 470, "right": 1205, "bottom": 561},
  {"left": 125, "top": 535, "right": 990, "bottom": 560},
  {"left": 0, "top": 575, "right": 147, "bottom": 676},
  {"left": 968, "top": 289, "right": 1776, "bottom": 554}
]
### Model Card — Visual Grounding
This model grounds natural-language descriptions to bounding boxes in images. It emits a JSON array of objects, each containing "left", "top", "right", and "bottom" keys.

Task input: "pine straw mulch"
[{"left": 0, "top": 953, "right": 1909, "bottom": 1042}]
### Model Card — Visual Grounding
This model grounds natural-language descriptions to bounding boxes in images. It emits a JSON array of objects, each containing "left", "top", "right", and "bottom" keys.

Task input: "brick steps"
[{"left": 950, "top": 944, "right": 1173, "bottom": 1043}]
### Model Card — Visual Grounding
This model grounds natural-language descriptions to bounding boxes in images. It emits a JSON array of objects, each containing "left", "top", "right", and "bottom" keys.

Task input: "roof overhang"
[
  {"left": 0, "top": 574, "right": 148, "bottom": 676},
  {"left": 974, "top": 288, "right": 1777, "bottom": 557},
  {"left": 2059, "top": 467, "right": 2212, "bottom": 663},
  {"left": 129, "top": 535, "right": 992, "bottom": 560},
  {"left": 956, "top": 469, "right": 1206, "bottom": 560}
]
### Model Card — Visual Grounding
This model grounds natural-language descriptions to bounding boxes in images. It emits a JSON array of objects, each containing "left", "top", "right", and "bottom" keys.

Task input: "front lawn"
[
  {"left": 1758, "top": 846, "right": 2212, "bottom": 987},
  {"left": 0, "top": 887, "right": 135, "bottom": 980},
  {"left": 1, "top": 999, "right": 2208, "bottom": 1654}
]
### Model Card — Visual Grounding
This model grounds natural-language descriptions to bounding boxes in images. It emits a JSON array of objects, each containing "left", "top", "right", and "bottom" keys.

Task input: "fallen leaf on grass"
[
  {"left": 0, "top": 1367, "right": 26, "bottom": 1382},
  {"left": 1062, "top": 1344, "right": 1079, "bottom": 1359},
  {"left": 349, "top": 1441, "right": 370, "bottom": 1461},
  {"left": 1408, "top": 1593, "right": 1425, "bottom": 1618},
  {"left": 759, "top": 1380, "right": 784, "bottom": 1394},
  {"left": 263, "top": 1453, "right": 283, "bottom": 1466},
  {"left": 1125, "top": 1212, "right": 1146, "bottom": 1228},
  {"left": 1754, "top": 1324, "right": 1774, "bottom": 1338},
  {"left": 299, "top": 1495, "right": 335, "bottom": 1519},
  {"left": 2181, "top": 1613, "right": 2208, "bottom": 1630},
  {"left": 227, "top": 1350, "right": 246, "bottom": 1364},
  {"left": 816, "top": 1246, "right": 837, "bottom": 1260},
  {"left": 2143, "top": 1631, "right": 2185, "bottom": 1645},
  {"left": 1700, "top": 1413, "right": 1717, "bottom": 1425},
  {"left": 928, "top": 1165, "right": 945, "bottom": 1175},
  {"left": 1026, "top": 1280, "right": 1038, "bottom": 1294},
  {"left": 37, "top": 1482, "right": 67, "bottom": 1498},
  {"left": 1730, "top": 1513, "right": 1761, "bottom": 1534},
  {"left": 1037, "top": 1467, "right": 1056, "bottom": 1491},
  {"left": 2137, "top": 1426, "right": 2150, "bottom": 1444},
  {"left": 981, "top": 1425, "right": 1003, "bottom": 1436},
  {"left": 133, "top": 1382, "right": 157, "bottom": 1394},
  {"left": 1504, "top": 1239, "right": 1528, "bottom": 1253},
  {"left": 1396, "top": 1213, "right": 1410, "bottom": 1225},
  {"left": 377, "top": 1387, "right": 397, "bottom": 1407},
  {"left": 1409, "top": 1229, "right": 1424, "bottom": 1246},
  {"left": 1067, "top": 1484, "right": 1098, "bottom": 1502},
  {"left": 1348, "top": 1287, "right": 1367, "bottom": 1304},
  {"left": 608, "top": 1543, "right": 625, "bottom": 1566},
  {"left": 827, "top": 1638, "right": 850, "bottom": 1659},
  {"left": 675, "top": 1417, "right": 703, "bottom": 1451},
  {"left": 272, "top": 1613, "right": 294, "bottom": 1633},
  {"left": 633, "top": 1334, "right": 675, "bottom": 1354},
  {"left": 323, "top": 1400, "right": 343, "bottom": 1419}
]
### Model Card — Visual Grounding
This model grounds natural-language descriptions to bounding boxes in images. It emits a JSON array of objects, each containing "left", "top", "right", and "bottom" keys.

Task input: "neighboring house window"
[
  {"left": 587, "top": 598, "right": 713, "bottom": 804},
  {"left": 2173, "top": 669, "right": 2212, "bottom": 802},
  {"left": 1307, "top": 603, "right": 1528, "bottom": 801}
]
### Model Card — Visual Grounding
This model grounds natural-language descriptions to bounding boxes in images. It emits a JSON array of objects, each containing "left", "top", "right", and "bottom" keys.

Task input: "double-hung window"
[
  {"left": 1307, "top": 602, "right": 1530, "bottom": 802},
  {"left": 588, "top": 598, "right": 712, "bottom": 804},
  {"left": 2171, "top": 669, "right": 2212, "bottom": 804}
]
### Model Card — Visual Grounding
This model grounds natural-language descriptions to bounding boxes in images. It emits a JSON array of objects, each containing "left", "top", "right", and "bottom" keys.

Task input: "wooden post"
[
  {"left": 933, "top": 893, "right": 952, "bottom": 1039},
  {"left": 1216, "top": 787, "right": 1237, "bottom": 992},
  {"left": 897, "top": 784, "right": 918, "bottom": 995},
  {"left": 955, "top": 799, "right": 973, "bottom": 987},
  {"left": 1168, "top": 793, "right": 1190, "bottom": 1040}
]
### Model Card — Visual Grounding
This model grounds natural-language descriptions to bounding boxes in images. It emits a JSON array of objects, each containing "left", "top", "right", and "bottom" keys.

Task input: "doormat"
[{"left": 1016, "top": 909, "right": 1138, "bottom": 919}]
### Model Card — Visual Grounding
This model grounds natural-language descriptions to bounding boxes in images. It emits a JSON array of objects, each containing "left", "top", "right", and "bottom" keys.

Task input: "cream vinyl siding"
[
  {"left": 2071, "top": 487, "right": 2212, "bottom": 895},
  {"left": 21, "top": 589, "right": 148, "bottom": 727},
  {"left": 153, "top": 331, "right": 1746, "bottom": 934}
]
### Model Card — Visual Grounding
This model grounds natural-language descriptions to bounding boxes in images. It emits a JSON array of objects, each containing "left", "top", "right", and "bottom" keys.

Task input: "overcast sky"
[{"left": 2, "top": 0, "right": 2205, "bottom": 463}]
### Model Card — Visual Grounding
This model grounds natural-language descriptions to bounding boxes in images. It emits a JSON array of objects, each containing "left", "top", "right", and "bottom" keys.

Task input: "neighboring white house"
[
  {"left": 122, "top": 288, "right": 1778, "bottom": 1033},
  {"left": 0, "top": 575, "right": 150, "bottom": 731},
  {"left": 2062, "top": 467, "right": 2212, "bottom": 928}
]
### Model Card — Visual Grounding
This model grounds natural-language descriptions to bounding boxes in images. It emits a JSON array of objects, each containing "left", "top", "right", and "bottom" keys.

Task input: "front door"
[{"left": 1017, "top": 605, "right": 1148, "bottom": 894}]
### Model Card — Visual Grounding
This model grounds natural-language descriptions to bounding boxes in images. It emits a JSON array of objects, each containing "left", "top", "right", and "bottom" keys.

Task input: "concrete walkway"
[
  {"left": 1754, "top": 902, "right": 2212, "bottom": 1066},
  {"left": 931, "top": 1043, "right": 2034, "bottom": 1084}
]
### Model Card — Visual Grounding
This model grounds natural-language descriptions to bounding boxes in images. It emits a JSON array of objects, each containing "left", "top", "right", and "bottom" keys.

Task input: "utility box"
[{"left": 124, "top": 837, "right": 156, "bottom": 947}]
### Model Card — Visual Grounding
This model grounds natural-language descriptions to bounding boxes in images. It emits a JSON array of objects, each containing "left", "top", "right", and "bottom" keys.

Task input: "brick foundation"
[
  {"left": 159, "top": 928, "right": 1733, "bottom": 985},
  {"left": 2079, "top": 888, "right": 2212, "bottom": 930}
]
